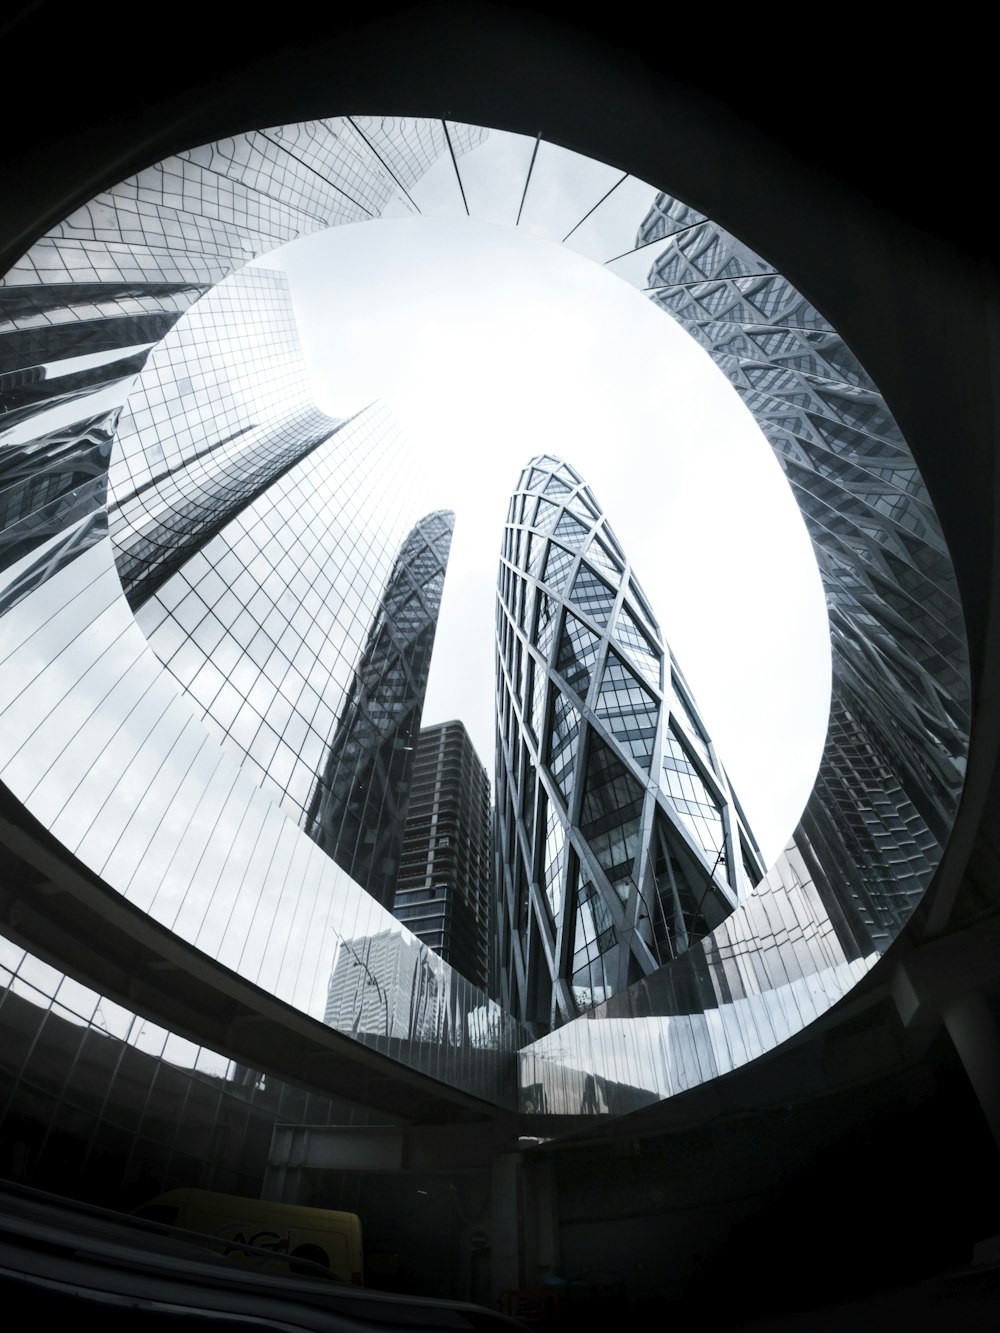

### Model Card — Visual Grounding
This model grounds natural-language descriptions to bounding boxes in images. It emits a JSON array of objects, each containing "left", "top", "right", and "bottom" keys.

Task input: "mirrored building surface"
[
  {"left": 637, "top": 194, "right": 969, "bottom": 949},
  {"left": 108, "top": 265, "right": 354, "bottom": 609},
  {"left": 304, "top": 510, "right": 455, "bottom": 908},
  {"left": 495, "top": 455, "right": 764, "bottom": 1029},
  {"left": 0, "top": 193, "right": 523, "bottom": 1210},
  {"left": 0, "top": 108, "right": 973, "bottom": 1197}
]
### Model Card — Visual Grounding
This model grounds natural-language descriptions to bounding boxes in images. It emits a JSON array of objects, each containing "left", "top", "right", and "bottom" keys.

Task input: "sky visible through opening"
[{"left": 266, "top": 213, "right": 830, "bottom": 868}]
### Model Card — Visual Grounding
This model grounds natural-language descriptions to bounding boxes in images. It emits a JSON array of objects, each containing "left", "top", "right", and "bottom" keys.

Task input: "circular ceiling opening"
[{"left": 0, "top": 115, "right": 970, "bottom": 1116}]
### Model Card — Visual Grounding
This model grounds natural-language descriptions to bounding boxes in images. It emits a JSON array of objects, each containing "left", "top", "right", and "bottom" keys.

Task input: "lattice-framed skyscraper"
[{"left": 494, "top": 455, "right": 765, "bottom": 1029}]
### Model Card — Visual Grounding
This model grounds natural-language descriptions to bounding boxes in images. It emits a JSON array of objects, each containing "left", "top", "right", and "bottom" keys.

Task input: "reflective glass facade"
[
  {"left": 637, "top": 195, "right": 969, "bottom": 948},
  {"left": 0, "top": 928, "right": 375, "bottom": 1206},
  {"left": 304, "top": 511, "right": 455, "bottom": 908},
  {"left": 108, "top": 265, "right": 354, "bottom": 608},
  {"left": 135, "top": 396, "right": 414, "bottom": 825},
  {"left": 495, "top": 455, "right": 763, "bottom": 1029},
  {"left": 0, "top": 112, "right": 973, "bottom": 1154}
]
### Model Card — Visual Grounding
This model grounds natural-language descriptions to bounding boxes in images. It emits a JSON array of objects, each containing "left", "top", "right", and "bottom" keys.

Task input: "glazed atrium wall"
[
  {"left": 0, "top": 264, "right": 466, "bottom": 1200},
  {"left": 0, "top": 113, "right": 972, "bottom": 1163},
  {"left": 495, "top": 455, "right": 763, "bottom": 1029}
]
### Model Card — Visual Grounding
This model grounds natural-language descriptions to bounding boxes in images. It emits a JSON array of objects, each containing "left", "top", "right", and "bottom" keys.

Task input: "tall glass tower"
[
  {"left": 304, "top": 510, "right": 455, "bottom": 908},
  {"left": 0, "top": 255, "right": 487, "bottom": 1204},
  {"left": 494, "top": 455, "right": 764, "bottom": 1029},
  {"left": 0, "top": 103, "right": 973, "bottom": 1209}
]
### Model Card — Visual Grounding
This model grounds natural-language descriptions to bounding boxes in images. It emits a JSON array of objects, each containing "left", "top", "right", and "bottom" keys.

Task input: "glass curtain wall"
[
  {"left": 494, "top": 455, "right": 763, "bottom": 1030},
  {"left": 0, "top": 115, "right": 972, "bottom": 1141}
]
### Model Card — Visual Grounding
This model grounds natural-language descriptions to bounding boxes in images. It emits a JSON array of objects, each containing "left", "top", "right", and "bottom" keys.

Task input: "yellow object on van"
[{"left": 132, "top": 1188, "right": 363, "bottom": 1286}]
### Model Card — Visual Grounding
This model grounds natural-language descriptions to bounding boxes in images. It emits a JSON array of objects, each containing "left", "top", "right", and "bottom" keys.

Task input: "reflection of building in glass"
[
  {"left": 324, "top": 927, "right": 446, "bottom": 1045},
  {"left": 638, "top": 193, "right": 969, "bottom": 948},
  {"left": 132, "top": 270, "right": 418, "bottom": 823},
  {"left": 0, "top": 103, "right": 974, "bottom": 1225},
  {"left": 109, "top": 265, "right": 352, "bottom": 609},
  {"left": 392, "top": 720, "right": 493, "bottom": 990},
  {"left": 494, "top": 455, "right": 764, "bottom": 1028},
  {"left": 0, "top": 195, "right": 507, "bottom": 1207},
  {"left": 0, "top": 116, "right": 486, "bottom": 621},
  {"left": 304, "top": 511, "right": 455, "bottom": 909},
  {"left": 0, "top": 927, "right": 372, "bottom": 1206}
]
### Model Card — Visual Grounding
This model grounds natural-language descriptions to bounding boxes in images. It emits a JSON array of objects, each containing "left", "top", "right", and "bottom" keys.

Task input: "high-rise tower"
[
  {"left": 392, "top": 720, "right": 493, "bottom": 990},
  {"left": 494, "top": 455, "right": 764, "bottom": 1029},
  {"left": 304, "top": 510, "right": 455, "bottom": 908}
]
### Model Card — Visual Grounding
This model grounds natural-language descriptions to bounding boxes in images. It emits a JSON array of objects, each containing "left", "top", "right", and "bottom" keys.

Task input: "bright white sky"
[{"left": 269, "top": 215, "right": 830, "bottom": 867}]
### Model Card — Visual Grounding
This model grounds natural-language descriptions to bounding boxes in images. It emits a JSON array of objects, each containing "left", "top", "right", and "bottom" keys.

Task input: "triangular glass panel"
[
  {"left": 579, "top": 732, "right": 645, "bottom": 892},
  {"left": 530, "top": 649, "right": 547, "bottom": 738},
  {"left": 540, "top": 798, "right": 566, "bottom": 919},
  {"left": 570, "top": 869, "right": 617, "bottom": 1013},
  {"left": 566, "top": 490, "right": 599, "bottom": 523},
  {"left": 628, "top": 579, "right": 658, "bottom": 635},
  {"left": 534, "top": 591, "right": 559, "bottom": 661},
  {"left": 521, "top": 755, "right": 536, "bottom": 845},
  {"left": 571, "top": 564, "right": 616, "bottom": 627},
  {"left": 659, "top": 722, "right": 726, "bottom": 863},
  {"left": 543, "top": 541, "right": 575, "bottom": 593},
  {"left": 520, "top": 581, "right": 534, "bottom": 631},
  {"left": 741, "top": 839, "right": 763, "bottom": 892},
  {"left": 555, "top": 612, "right": 601, "bottom": 700},
  {"left": 526, "top": 532, "right": 546, "bottom": 578},
  {"left": 534, "top": 497, "right": 560, "bottom": 533},
  {"left": 585, "top": 537, "right": 621, "bottom": 583},
  {"left": 613, "top": 604, "right": 662, "bottom": 691},
  {"left": 547, "top": 688, "right": 580, "bottom": 805},
  {"left": 595, "top": 650, "right": 660, "bottom": 770},
  {"left": 525, "top": 466, "right": 548, "bottom": 492},
  {"left": 543, "top": 474, "right": 571, "bottom": 498},
  {"left": 523, "top": 656, "right": 537, "bottom": 734},
  {"left": 668, "top": 674, "right": 714, "bottom": 770},
  {"left": 601, "top": 524, "right": 626, "bottom": 562},
  {"left": 553, "top": 511, "right": 589, "bottom": 548},
  {"left": 651, "top": 812, "right": 733, "bottom": 955}
]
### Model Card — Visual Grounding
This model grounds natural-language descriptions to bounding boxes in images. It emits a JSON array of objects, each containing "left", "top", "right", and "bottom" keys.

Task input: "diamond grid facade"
[
  {"left": 637, "top": 195, "right": 968, "bottom": 932},
  {"left": 495, "top": 455, "right": 763, "bottom": 1028}
]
